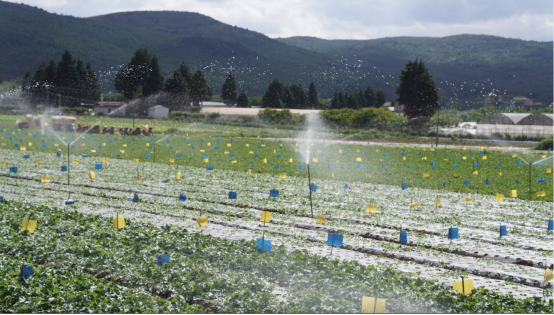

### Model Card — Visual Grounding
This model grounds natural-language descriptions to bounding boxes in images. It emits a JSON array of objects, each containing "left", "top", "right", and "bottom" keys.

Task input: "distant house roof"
[
  {"left": 477, "top": 113, "right": 530, "bottom": 125},
  {"left": 513, "top": 96, "right": 531, "bottom": 101},
  {"left": 95, "top": 101, "right": 125, "bottom": 107}
]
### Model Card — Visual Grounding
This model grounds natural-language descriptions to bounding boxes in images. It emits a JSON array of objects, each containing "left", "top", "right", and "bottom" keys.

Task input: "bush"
[
  {"left": 320, "top": 108, "right": 406, "bottom": 129},
  {"left": 258, "top": 107, "right": 305, "bottom": 125},
  {"left": 535, "top": 138, "right": 553, "bottom": 150},
  {"left": 207, "top": 113, "right": 220, "bottom": 121}
]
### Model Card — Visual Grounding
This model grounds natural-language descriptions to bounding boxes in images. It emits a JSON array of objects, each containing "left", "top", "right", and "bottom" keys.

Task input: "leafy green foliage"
[
  {"left": 221, "top": 71, "right": 237, "bottom": 106},
  {"left": 320, "top": 107, "right": 407, "bottom": 128}
]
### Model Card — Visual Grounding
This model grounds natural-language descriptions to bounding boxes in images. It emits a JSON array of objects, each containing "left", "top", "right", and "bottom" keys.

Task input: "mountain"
[
  {"left": 0, "top": 0, "right": 551, "bottom": 105},
  {"left": 277, "top": 36, "right": 553, "bottom": 106}
]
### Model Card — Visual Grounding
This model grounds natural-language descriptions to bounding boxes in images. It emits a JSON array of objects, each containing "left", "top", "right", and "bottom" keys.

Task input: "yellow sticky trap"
[
  {"left": 231, "top": 160, "right": 237, "bottom": 164},
  {"left": 123, "top": 144, "right": 127, "bottom": 147},
  {"left": 312, "top": 158, "right": 319, "bottom": 163},
  {"left": 137, "top": 172, "right": 141, "bottom": 180},
  {"left": 452, "top": 279, "right": 474, "bottom": 295},
  {"left": 356, "top": 157, "right": 362, "bottom": 162},
  {"left": 375, "top": 149, "right": 379, "bottom": 153},
  {"left": 273, "top": 149, "right": 276, "bottom": 154},
  {"left": 316, "top": 214, "right": 326, "bottom": 225},
  {"left": 462, "top": 156, "right": 466, "bottom": 160},
  {"left": 509, "top": 190, "right": 517, "bottom": 198},
  {"left": 423, "top": 172, "right": 430, "bottom": 178},
  {"left": 464, "top": 196, "right": 472, "bottom": 203},
  {"left": 81, "top": 144, "right": 85, "bottom": 147},
  {"left": 366, "top": 204, "right": 377, "bottom": 213},
  {"left": 196, "top": 215, "right": 208, "bottom": 227},
  {"left": 542, "top": 155, "right": 546, "bottom": 158},
  {"left": 133, "top": 158, "right": 139, "bottom": 164},
  {"left": 207, "top": 142, "right": 211, "bottom": 146},
  {"left": 169, "top": 158, "right": 175, "bottom": 163},
  {"left": 248, "top": 169, "right": 252, "bottom": 176},
  {"left": 472, "top": 171, "right": 478, "bottom": 175},
  {"left": 224, "top": 151, "right": 229, "bottom": 154},
  {"left": 356, "top": 149, "right": 360, "bottom": 153},
  {"left": 482, "top": 156, "right": 487, "bottom": 160},
  {"left": 422, "top": 157, "right": 427, "bottom": 160},
  {"left": 495, "top": 194, "right": 504, "bottom": 202},
  {"left": 498, "top": 172, "right": 502, "bottom": 176},
  {"left": 403, "top": 157, "right": 406, "bottom": 160},
  {"left": 361, "top": 296, "right": 386, "bottom": 313},
  {"left": 203, "top": 158, "right": 209, "bottom": 163},
  {"left": 21, "top": 219, "right": 37, "bottom": 233},
  {"left": 54, "top": 144, "right": 58, "bottom": 147},
  {"left": 40, "top": 175, "right": 51, "bottom": 183},
  {"left": 20, "top": 147, "right": 26, "bottom": 151},
  {"left": 366, "top": 173, "right": 372, "bottom": 178},
  {"left": 288, "top": 158, "right": 293, "bottom": 163},
  {"left": 175, "top": 172, "right": 181, "bottom": 180},
  {"left": 113, "top": 216, "right": 125, "bottom": 230},
  {"left": 200, "top": 149, "right": 205, "bottom": 153},
  {"left": 462, "top": 147, "right": 466, "bottom": 151},
  {"left": 37, "top": 158, "right": 42, "bottom": 164},
  {"left": 409, "top": 203, "right": 417, "bottom": 209},
  {"left": 279, "top": 173, "right": 287, "bottom": 179},
  {"left": 512, "top": 155, "right": 516, "bottom": 158},
  {"left": 339, "top": 149, "right": 342, "bottom": 153},
  {"left": 249, "top": 150, "right": 254, "bottom": 154},
  {"left": 544, "top": 269, "right": 553, "bottom": 282},
  {"left": 547, "top": 168, "right": 552, "bottom": 174},
  {"left": 227, "top": 143, "right": 231, "bottom": 147},
  {"left": 434, "top": 198, "right": 441, "bottom": 207},
  {"left": 430, "top": 148, "right": 434, "bottom": 152},
  {"left": 73, "top": 159, "right": 79, "bottom": 165},
  {"left": 88, "top": 172, "right": 96, "bottom": 179},
  {"left": 246, "top": 144, "right": 250, "bottom": 147},
  {"left": 28, "top": 142, "right": 32, "bottom": 146},
  {"left": 1, "top": 161, "right": 7, "bottom": 166},
  {"left": 536, "top": 191, "right": 546, "bottom": 197},
  {"left": 263, "top": 158, "right": 267, "bottom": 163},
  {"left": 102, "top": 158, "right": 109, "bottom": 164},
  {"left": 260, "top": 211, "right": 272, "bottom": 223},
  {"left": 331, "top": 173, "right": 334, "bottom": 178}
]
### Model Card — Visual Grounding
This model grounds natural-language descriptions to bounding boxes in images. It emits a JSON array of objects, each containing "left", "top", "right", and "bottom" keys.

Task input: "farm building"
[
  {"left": 476, "top": 113, "right": 553, "bottom": 138},
  {"left": 93, "top": 102, "right": 125, "bottom": 116},
  {"left": 148, "top": 105, "right": 169, "bottom": 119}
]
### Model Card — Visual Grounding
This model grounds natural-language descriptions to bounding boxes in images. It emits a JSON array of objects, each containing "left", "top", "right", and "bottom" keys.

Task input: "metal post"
[
  {"left": 461, "top": 276, "right": 465, "bottom": 294},
  {"left": 67, "top": 144, "right": 70, "bottom": 200},
  {"left": 529, "top": 163, "right": 532, "bottom": 200},
  {"left": 308, "top": 164, "right": 314, "bottom": 218},
  {"left": 435, "top": 105, "right": 440, "bottom": 148}
]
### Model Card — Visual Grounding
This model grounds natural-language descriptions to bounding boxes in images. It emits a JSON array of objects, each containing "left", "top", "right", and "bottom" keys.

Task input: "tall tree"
[
  {"left": 115, "top": 47, "right": 161, "bottom": 100},
  {"left": 237, "top": 86, "right": 249, "bottom": 107},
  {"left": 289, "top": 83, "right": 307, "bottom": 108},
  {"left": 221, "top": 71, "right": 237, "bottom": 106},
  {"left": 396, "top": 58, "right": 439, "bottom": 128},
  {"left": 163, "top": 62, "right": 193, "bottom": 110},
  {"left": 261, "top": 78, "right": 285, "bottom": 108},
  {"left": 338, "top": 91, "right": 345, "bottom": 109},
  {"left": 376, "top": 89, "right": 386, "bottom": 107},
  {"left": 143, "top": 54, "right": 164, "bottom": 97},
  {"left": 363, "top": 85, "right": 376, "bottom": 108},
  {"left": 330, "top": 92, "right": 339, "bottom": 109},
  {"left": 307, "top": 82, "right": 319, "bottom": 109},
  {"left": 190, "top": 70, "right": 212, "bottom": 107}
]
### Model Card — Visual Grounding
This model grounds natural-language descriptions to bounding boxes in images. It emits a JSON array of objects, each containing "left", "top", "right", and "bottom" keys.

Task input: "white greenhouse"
[{"left": 476, "top": 113, "right": 553, "bottom": 138}]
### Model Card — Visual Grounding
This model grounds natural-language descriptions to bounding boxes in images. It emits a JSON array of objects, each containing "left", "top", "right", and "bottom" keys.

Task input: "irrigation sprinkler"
[{"left": 307, "top": 164, "right": 314, "bottom": 218}]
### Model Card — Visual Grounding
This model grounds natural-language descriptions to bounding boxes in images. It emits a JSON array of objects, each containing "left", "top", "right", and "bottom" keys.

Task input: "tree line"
[{"left": 329, "top": 86, "right": 386, "bottom": 109}]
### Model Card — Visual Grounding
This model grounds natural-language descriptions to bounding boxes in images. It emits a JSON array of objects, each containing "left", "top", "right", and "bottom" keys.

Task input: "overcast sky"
[{"left": 9, "top": 0, "right": 554, "bottom": 41}]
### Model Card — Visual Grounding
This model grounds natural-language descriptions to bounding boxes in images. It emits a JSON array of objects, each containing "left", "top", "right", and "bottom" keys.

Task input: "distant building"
[
  {"left": 477, "top": 113, "right": 553, "bottom": 138},
  {"left": 93, "top": 102, "right": 125, "bottom": 116},
  {"left": 148, "top": 105, "right": 169, "bottom": 119},
  {"left": 484, "top": 90, "right": 541, "bottom": 110},
  {"left": 390, "top": 99, "right": 405, "bottom": 114}
]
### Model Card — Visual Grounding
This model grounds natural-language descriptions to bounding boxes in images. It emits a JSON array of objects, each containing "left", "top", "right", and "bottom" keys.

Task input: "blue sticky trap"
[
  {"left": 167, "top": 140, "right": 171, "bottom": 144},
  {"left": 269, "top": 189, "right": 279, "bottom": 198},
  {"left": 480, "top": 150, "right": 484, "bottom": 154},
  {"left": 20, "top": 266, "right": 33, "bottom": 281},
  {"left": 148, "top": 146, "right": 152, "bottom": 150},
  {"left": 343, "top": 183, "right": 349, "bottom": 189},
  {"left": 19, "top": 140, "right": 23, "bottom": 143},
  {"left": 279, "top": 145, "right": 282, "bottom": 149},
  {"left": 61, "top": 165, "right": 67, "bottom": 172},
  {"left": 500, "top": 225, "right": 507, "bottom": 237},
  {"left": 256, "top": 238, "right": 272, "bottom": 252},
  {"left": 538, "top": 177, "right": 546, "bottom": 183},
  {"left": 86, "top": 141, "right": 91, "bottom": 144},
  {"left": 258, "top": 145, "right": 263, "bottom": 149},
  {"left": 0, "top": 196, "right": 3, "bottom": 200},
  {"left": 431, "top": 145, "right": 434, "bottom": 148},
  {"left": 145, "top": 154, "right": 151, "bottom": 158},
  {"left": 261, "top": 140, "right": 264, "bottom": 143},
  {"left": 116, "top": 154, "right": 120, "bottom": 157},
  {"left": 401, "top": 152, "right": 405, "bottom": 156},
  {"left": 517, "top": 161, "right": 521, "bottom": 166},
  {"left": 42, "top": 144, "right": 47, "bottom": 148},
  {"left": 254, "top": 154, "right": 258, "bottom": 157},
  {"left": 326, "top": 233, "right": 343, "bottom": 247},
  {"left": 133, "top": 193, "right": 139, "bottom": 203},
  {"left": 443, "top": 180, "right": 447, "bottom": 187},
  {"left": 399, "top": 230, "right": 408, "bottom": 244},
  {"left": 407, "top": 165, "right": 412, "bottom": 169},
  {"left": 64, "top": 199, "right": 75, "bottom": 205},
  {"left": 486, "top": 179, "right": 490, "bottom": 185},
  {"left": 229, "top": 191, "right": 237, "bottom": 199},
  {"left": 95, "top": 164, "right": 102, "bottom": 170},
  {"left": 15, "top": 144, "right": 19, "bottom": 147},
  {"left": 431, "top": 162, "right": 435, "bottom": 167},
  {"left": 357, "top": 164, "right": 363, "bottom": 169},
  {"left": 383, "top": 153, "right": 388, "bottom": 157},
  {"left": 475, "top": 162, "right": 480, "bottom": 166},
  {"left": 179, "top": 193, "right": 187, "bottom": 202},
  {"left": 454, "top": 164, "right": 460, "bottom": 167},
  {"left": 169, "top": 146, "right": 173, "bottom": 150},
  {"left": 328, "top": 164, "right": 332, "bottom": 169},
  {"left": 448, "top": 227, "right": 459, "bottom": 240},
  {"left": 498, "top": 163, "right": 502, "bottom": 166},
  {"left": 23, "top": 155, "right": 29, "bottom": 159},
  {"left": 206, "top": 166, "right": 214, "bottom": 170},
  {"left": 515, "top": 180, "right": 519, "bottom": 184},
  {"left": 249, "top": 166, "right": 254, "bottom": 170},
  {"left": 310, "top": 183, "right": 318, "bottom": 193},
  {"left": 300, "top": 164, "right": 304, "bottom": 170},
  {"left": 348, "top": 146, "right": 351, "bottom": 149},
  {"left": 230, "top": 154, "right": 235, "bottom": 158},
  {"left": 71, "top": 145, "right": 75, "bottom": 149},
  {"left": 537, "top": 162, "right": 542, "bottom": 166},
  {"left": 99, "top": 146, "right": 104, "bottom": 149},
  {"left": 463, "top": 180, "right": 469, "bottom": 186},
  {"left": 401, "top": 183, "right": 408, "bottom": 190},
  {"left": 231, "top": 139, "right": 234, "bottom": 144},
  {"left": 9, "top": 166, "right": 18, "bottom": 173},
  {"left": 214, "top": 145, "right": 219, "bottom": 149},
  {"left": 548, "top": 220, "right": 553, "bottom": 231},
  {"left": 202, "top": 153, "right": 208, "bottom": 158},
  {"left": 277, "top": 154, "right": 281, "bottom": 158},
  {"left": 82, "top": 154, "right": 88, "bottom": 158},
  {"left": 56, "top": 152, "right": 61, "bottom": 157},
  {"left": 274, "top": 165, "right": 280, "bottom": 169},
  {"left": 531, "top": 149, "right": 534, "bottom": 152},
  {"left": 41, "top": 139, "right": 45, "bottom": 143},
  {"left": 469, "top": 151, "right": 472, "bottom": 154},
  {"left": 299, "top": 154, "right": 304, "bottom": 158},
  {"left": 156, "top": 253, "right": 170, "bottom": 266},
  {"left": 177, "top": 154, "right": 182, "bottom": 158}
]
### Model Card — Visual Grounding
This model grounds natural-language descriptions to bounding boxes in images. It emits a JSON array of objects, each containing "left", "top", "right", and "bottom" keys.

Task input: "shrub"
[{"left": 535, "top": 138, "right": 553, "bottom": 150}]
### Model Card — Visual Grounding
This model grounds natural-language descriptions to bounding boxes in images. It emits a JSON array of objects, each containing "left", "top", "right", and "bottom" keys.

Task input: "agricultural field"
[{"left": 0, "top": 121, "right": 552, "bottom": 313}]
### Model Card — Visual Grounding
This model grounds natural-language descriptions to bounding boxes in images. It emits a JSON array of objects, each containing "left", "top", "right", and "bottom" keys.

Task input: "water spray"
[{"left": 307, "top": 164, "right": 314, "bottom": 218}]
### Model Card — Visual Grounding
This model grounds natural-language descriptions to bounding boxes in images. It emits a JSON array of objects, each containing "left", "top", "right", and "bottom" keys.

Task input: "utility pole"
[{"left": 435, "top": 104, "right": 440, "bottom": 148}]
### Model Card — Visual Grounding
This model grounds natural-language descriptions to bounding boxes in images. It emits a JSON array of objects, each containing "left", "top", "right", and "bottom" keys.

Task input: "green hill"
[
  {"left": 277, "top": 36, "right": 553, "bottom": 106},
  {"left": 0, "top": 0, "right": 551, "bottom": 104}
]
